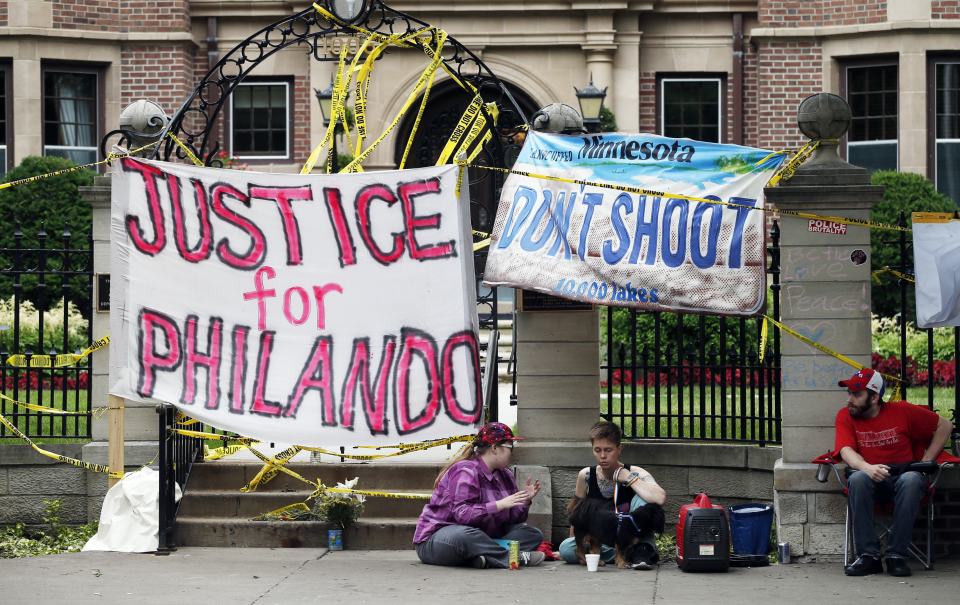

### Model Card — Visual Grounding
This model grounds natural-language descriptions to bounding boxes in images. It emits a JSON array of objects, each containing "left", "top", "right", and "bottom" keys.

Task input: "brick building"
[{"left": 0, "top": 0, "right": 957, "bottom": 204}]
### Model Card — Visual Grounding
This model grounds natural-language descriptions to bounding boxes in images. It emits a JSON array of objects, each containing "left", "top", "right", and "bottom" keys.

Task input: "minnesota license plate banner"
[
  {"left": 484, "top": 131, "right": 787, "bottom": 315},
  {"left": 110, "top": 159, "right": 480, "bottom": 445}
]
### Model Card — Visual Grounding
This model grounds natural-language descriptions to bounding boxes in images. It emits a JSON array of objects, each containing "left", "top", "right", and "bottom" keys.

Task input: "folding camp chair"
[{"left": 812, "top": 450, "right": 959, "bottom": 570}]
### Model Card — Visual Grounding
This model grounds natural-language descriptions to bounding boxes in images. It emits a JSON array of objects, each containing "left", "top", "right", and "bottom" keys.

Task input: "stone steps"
[
  {"left": 173, "top": 517, "right": 419, "bottom": 549},
  {"left": 172, "top": 462, "right": 441, "bottom": 549}
]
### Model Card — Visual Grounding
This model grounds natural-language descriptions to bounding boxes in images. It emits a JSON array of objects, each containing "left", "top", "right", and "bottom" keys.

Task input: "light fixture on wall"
[
  {"left": 314, "top": 80, "right": 339, "bottom": 173},
  {"left": 574, "top": 76, "right": 607, "bottom": 133},
  {"left": 328, "top": 0, "right": 368, "bottom": 22}
]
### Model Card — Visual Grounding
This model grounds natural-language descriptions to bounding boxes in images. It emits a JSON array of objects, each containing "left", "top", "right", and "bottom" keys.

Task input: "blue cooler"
[{"left": 728, "top": 503, "right": 774, "bottom": 556}]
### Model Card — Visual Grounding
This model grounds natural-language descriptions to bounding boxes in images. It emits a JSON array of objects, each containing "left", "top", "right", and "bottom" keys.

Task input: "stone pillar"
[
  {"left": 764, "top": 96, "right": 884, "bottom": 559},
  {"left": 514, "top": 309, "right": 600, "bottom": 441},
  {"left": 582, "top": 11, "right": 616, "bottom": 108},
  {"left": 80, "top": 176, "right": 159, "bottom": 521},
  {"left": 612, "top": 15, "right": 641, "bottom": 133}
]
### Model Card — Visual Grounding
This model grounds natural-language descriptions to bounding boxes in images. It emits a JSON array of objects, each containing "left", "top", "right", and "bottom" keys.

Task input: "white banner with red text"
[{"left": 109, "top": 159, "right": 481, "bottom": 445}]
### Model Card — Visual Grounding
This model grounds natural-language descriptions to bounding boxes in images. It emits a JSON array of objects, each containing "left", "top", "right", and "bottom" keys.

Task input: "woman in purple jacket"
[{"left": 414, "top": 422, "right": 545, "bottom": 568}]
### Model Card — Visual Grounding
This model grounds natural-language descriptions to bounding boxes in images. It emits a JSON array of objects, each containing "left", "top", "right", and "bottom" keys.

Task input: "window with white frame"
[
  {"left": 43, "top": 70, "right": 99, "bottom": 166},
  {"left": 846, "top": 63, "right": 898, "bottom": 172},
  {"left": 231, "top": 82, "right": 290, "bottom": 159},
  {"left": 935, "top": 60, "right": 960, "bottom": 205},
  {"left": 660, "top": 77, "right": 723, "bottom": 143}
]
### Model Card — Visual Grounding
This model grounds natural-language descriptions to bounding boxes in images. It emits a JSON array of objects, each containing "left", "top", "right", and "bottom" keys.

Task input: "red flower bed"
[
  {"left": 602, "top": 363, "right": 778, "bottom": 388},
  {"left": 871, "top": 353, "right": 957, "bottom": 387},
  {"left": 2, "top": 371, "right": 89, "bottom": 391}
]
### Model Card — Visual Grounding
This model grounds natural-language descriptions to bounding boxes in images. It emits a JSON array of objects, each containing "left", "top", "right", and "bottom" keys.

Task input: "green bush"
[
  {"left": 600, "top": 106, "right": 618, "bottom": 132},
  {"left": 0, "top": 156, "right": 95, "bottom": 319},
  {"left": 872, "top": 314, "right": 956, "bottom": 361},
  {"left": 600, "top": 288, "right": 774, "bottom": 365},
  {"left": 0, "top": 499, "right": 98, "bottom": 558},
  {"left": 0, "top": 296, "right": 89, "bottom": 353},
  {"left": 869, "top": 171, "right": 957, "bottom": 319}
]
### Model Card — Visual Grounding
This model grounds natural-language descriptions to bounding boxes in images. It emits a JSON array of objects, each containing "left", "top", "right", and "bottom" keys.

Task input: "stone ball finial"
[
  {"left": 797, "top": 93, "right": 851, "bottom": 141},
  {"left": 119, "top": 100, "right": 169, "bottom": 137},
  {"left": 531, "top": 103, "right": 587, "bottom": 134}
]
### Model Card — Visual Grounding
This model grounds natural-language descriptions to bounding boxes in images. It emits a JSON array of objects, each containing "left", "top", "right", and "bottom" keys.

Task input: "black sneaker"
[
  {"left": 884, "top": 557, "right": 911, "bottom": 577},
  {"left": 844, "top": 554, "right": 883, "bottom": 576},
  {"left": 471, "top": 555, "right": 487, "bottom": 569}
]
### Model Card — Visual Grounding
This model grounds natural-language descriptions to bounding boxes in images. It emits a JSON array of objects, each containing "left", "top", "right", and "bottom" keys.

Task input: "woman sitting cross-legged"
[
  {"left": 414, "top": 422, "right": 545, "bottom": 569},
  {"left": 559, "top": 420, "right": 667, "bottom": 568}
]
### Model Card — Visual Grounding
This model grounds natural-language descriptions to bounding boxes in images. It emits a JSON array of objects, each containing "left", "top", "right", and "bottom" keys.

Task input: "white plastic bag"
[
  {"left": 82, "top": 467, "right": 181, "bottom": 552},
  {"left": 913, "top": 212, "right": 960, "bottom": 328}
]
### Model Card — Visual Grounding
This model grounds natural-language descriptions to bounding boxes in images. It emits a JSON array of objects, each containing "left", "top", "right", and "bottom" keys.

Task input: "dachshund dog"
[{"left": 567, "top": 497, "right": 666, "bottom": 569}]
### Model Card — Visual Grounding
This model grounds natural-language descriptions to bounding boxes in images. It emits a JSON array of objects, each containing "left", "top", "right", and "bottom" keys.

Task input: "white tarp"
[
  {"left": 913, "top": 212, "right": 960, "bottom": 328},
  {"left": 82, "top": 467, "right": 178, "bottom": 553},
  {"left": 484, "top": 131, "right": 786, "bottom": 315},
  {"left": 110, "top": 159, "right": 480, "bottom": 445}
]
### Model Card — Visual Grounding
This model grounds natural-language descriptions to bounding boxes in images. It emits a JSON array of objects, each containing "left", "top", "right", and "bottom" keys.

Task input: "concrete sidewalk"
[{"left": 2, "top": 549, "right": 958, "bottom": 604}]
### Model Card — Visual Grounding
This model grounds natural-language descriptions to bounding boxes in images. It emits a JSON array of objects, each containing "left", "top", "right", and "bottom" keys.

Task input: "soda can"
[
  {"left": 328, "top": 528, "right": 344, "bottom": 551},
  {"left": 778, "top": 542, "right": 791, "bottom": 564}
]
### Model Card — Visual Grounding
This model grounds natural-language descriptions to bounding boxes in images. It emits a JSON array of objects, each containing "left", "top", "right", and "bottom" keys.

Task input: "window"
[
  {"left": 660, "top": 77, "right": 723, "bottom": 143},
  {"left": 43, "top": 69, "right": 100, "bottom": 166},
  {"left": 0, "top": 65, "right": 8, "bottom": 177},
  {"left": 845, "top": 62, "right": 898, "bottom": 172},
  {"left": 230, "top": 81, "right": 290, "bottom": 159},
  {"left": 934, "top": 60, "right": 960, "bottom": 205}
]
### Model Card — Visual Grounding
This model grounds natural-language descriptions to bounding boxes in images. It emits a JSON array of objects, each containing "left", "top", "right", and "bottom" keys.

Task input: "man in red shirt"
[{"left": 834, "top": 368, "right": 953, "bottom": 577}]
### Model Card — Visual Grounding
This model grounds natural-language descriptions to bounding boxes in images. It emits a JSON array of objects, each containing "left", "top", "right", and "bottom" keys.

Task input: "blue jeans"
[
  {"left": 847, "top": 470, "right": 927, "bottom": 559},
  {"left": 416, "top": 523, "right": 543, "bottom": 569},
  {"left": 559, "top": 494, "right": 654, "bottom": 564}
]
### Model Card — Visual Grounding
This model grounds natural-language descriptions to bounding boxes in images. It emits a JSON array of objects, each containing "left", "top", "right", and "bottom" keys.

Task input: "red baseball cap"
[
  {"left": 476, "top": 422, "right": 523, "bottom": 445},
  {"left": 838, "top": 368, "right": 884, "bottom": 394}
]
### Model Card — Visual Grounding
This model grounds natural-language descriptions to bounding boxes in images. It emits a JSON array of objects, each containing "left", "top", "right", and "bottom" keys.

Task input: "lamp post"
[
  {"left": 314, "top": 81, "right": 339, "bottom": 173},
  {"left": 574, "top": 77, "right": 607, "bottom": 133}
]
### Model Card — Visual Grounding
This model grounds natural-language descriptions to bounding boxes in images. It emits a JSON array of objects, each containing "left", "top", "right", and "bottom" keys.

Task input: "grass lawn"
[{"left": 0, "top": 388, "right": 92, "bottom": 444}]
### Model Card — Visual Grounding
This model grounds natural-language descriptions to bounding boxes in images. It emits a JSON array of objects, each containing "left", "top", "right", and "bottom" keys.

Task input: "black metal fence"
[
  {"left": 157, "top": 405, "right": 204, "bottom": 551},
  {"left": 602, "top": 222, "right": 782, "bottom": 445},
  {"left": 0, "top": 227, "right": 93, "bottom": 440}
]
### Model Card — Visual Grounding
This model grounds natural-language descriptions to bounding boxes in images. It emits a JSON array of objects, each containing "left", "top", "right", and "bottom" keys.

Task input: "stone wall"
[
  {"left": 518, "top": 441, "right": 780, "bottom": 544},
  {"left": 0, "top": 445, "right": 90, "bottom": 526},
  {"left": 775, "top": 462, "right": 960, "bottom": 561}
]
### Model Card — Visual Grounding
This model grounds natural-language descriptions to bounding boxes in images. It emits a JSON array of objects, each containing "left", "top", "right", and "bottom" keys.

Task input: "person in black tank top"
[{"left": 558, "top": 421, "right": 667, "bottom": 566}]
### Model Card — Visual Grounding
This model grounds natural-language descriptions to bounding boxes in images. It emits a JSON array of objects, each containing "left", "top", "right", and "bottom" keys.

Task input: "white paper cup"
[{"left": 585, "top": 553, "right": 600, "bottom": 572}]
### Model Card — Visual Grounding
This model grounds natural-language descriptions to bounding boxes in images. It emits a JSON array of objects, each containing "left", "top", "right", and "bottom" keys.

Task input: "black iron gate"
[
  {"left": 602, "top": 222, "right": 782, "bottom": 445},
  {"left": 0, "top": 227, "right": 94, "bottom": 439}
]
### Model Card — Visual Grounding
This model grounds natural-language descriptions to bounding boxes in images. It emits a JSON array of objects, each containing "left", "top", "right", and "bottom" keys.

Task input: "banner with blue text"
[
  {"left": 109, "top": 159, "right": 480, "bottom": 445},
  {"left": 484, "top": 131, "right": 787, "bottom": 315}
]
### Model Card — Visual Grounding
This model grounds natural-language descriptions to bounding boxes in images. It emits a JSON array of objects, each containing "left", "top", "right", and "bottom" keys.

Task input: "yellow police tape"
[
  {"left": 0, "top": 411, "right": 123, "bottom": 479},
  {"left": 311, "top": 3, "right": 495, "bottom": 177},
  {"left": 0, "top": 142, "right": 161, "bottom": 191},
  {"left": 0, "top": 391, "right": 107, "bottom": 418},
  {"left": 168, "top": 133, "right": 205, "bottom": 167},
  {"left": 762, "top": 315, "right": 903, "bottom": 401},
  {"left": 168, "top": 412, "right": 467, "bottom": 497},
  {"left": 872, "top": 267, "right": 915, "bottom": 284},
  {"left": 468, "top": 164, "right": 912, "bottom": 234},
  {"left": 6, "top": 336, "right": 110, "bottom": 368}
]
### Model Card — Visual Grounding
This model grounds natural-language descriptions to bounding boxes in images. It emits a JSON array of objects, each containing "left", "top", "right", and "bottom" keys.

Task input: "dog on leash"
[{"left": 567, "top": 497, "right": 665, "bottom": 569}]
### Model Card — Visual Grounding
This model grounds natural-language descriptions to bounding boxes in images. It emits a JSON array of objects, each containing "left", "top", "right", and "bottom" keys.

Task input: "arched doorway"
[{"left": 393, "top": 81, "right": 539, "bottom": 243}]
